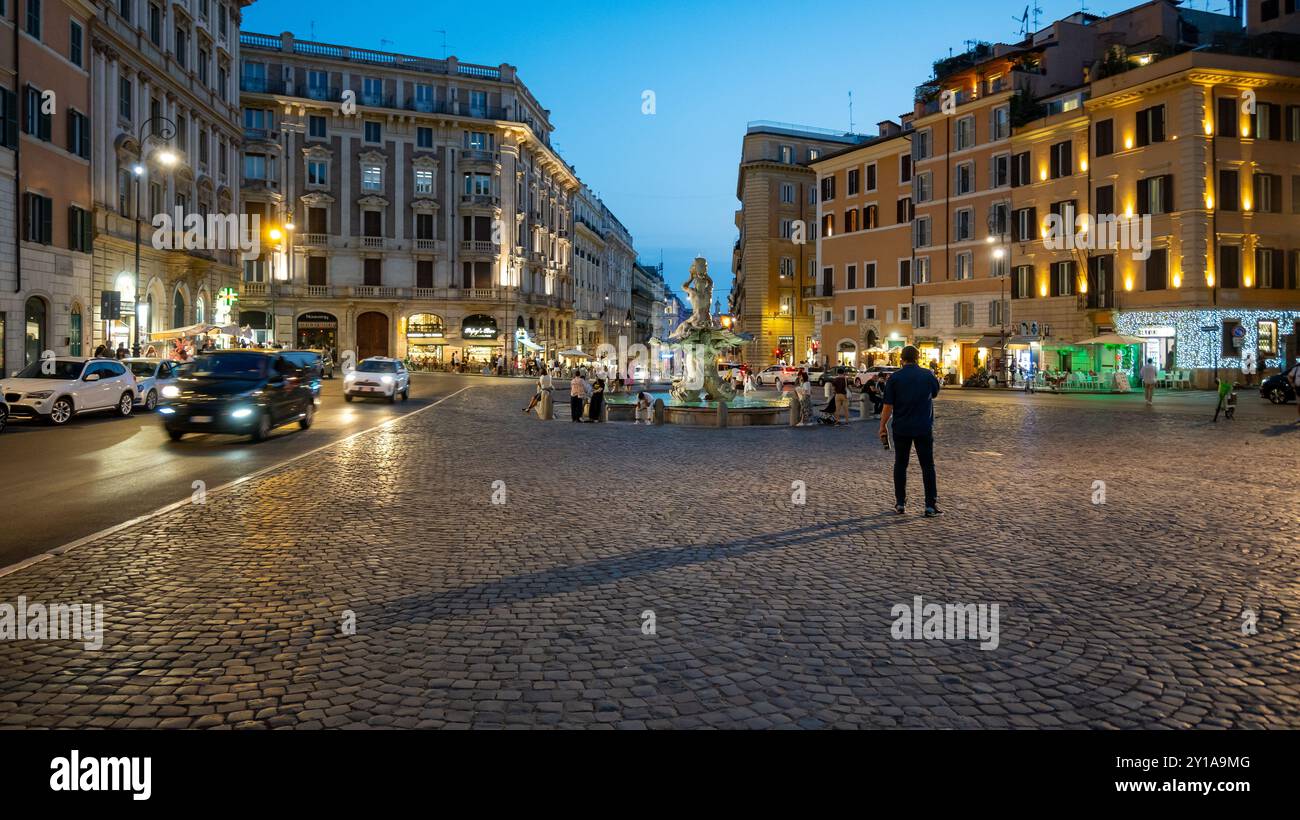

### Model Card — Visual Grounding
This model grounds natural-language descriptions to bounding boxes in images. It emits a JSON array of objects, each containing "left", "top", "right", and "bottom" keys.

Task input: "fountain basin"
[{"left": 605, "top": 391, "right": 791, "bottom": 427}]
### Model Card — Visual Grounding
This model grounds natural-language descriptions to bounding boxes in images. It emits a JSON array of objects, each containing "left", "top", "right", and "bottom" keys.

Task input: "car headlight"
[
  {"left": 25, "top": 390, "right": 54, "bottom": 400},
  {"left": 381, "top": 375, "right": 394, "bottom": 385},
  {"left": 231, "top": 407, "right": 254, "bottom": 419},
  {"left": 161, "top": 385, "right": 180, "bottom": 399},
  {"left": 344, "top": 372, "right": 356, "bottom": 382}
]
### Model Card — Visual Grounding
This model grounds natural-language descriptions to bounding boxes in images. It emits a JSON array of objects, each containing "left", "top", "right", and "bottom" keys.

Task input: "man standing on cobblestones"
[{"left": 880, "top": 345, "right": 941, "bottom": 517}]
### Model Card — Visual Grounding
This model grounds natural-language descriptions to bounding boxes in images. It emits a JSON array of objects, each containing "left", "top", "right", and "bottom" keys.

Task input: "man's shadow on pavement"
[
  {"left": 1258, "top": 422, "right": 1300, "bottom": 437},
  {"left": 385, "top": 512, "right": 909, "bottom": 618}
]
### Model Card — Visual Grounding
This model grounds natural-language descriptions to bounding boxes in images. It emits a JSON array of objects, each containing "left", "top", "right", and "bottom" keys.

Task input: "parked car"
[
  {"left": 279, "top": 350, "right": 325, "bottom": 398},
  {"left": 344, "top": 357, "right": 410, "bottom": 403},
  {"left": 812, "top": 366, "right": 861, "bottom": 387},
  {"left": 124, "top": 358, "right": 181, "bottom": 411},
  {"left": 756, "top": 365, "right": 799, "bottom": 387},
  {"left": 1, "top": 357, "right": 137, "bottom": 425},
  {"left": 1259, "top": 372, "right": 1296, "bottom": 404},
  {"left": 159, "top": 350, "right": 315, "bottom": 443},
  {"left": 0, "top": 396, "right": 7, "bottom": 434}
]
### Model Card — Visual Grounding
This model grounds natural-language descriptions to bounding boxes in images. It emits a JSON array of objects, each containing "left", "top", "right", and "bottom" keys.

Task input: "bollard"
[
  {"left": 717, "top": 399, "right": 728, "bottom": 429},
  {"left": 653, "top": 398, "right": 665, "bottom": 426},
  {"left": 539, "top": 391, "right": 553, "bottom": 420},
  {"left": 788, "top": 395, "right": 800, "bottom": 427}
]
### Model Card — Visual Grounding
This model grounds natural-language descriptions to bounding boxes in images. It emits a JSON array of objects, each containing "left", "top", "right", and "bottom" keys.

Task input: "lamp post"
[
  {"left": 131, "top": 116, "right": 178, "bottom": 356},
  {"left": 267, "top": 225, "right": 284, "bottom": 346}
]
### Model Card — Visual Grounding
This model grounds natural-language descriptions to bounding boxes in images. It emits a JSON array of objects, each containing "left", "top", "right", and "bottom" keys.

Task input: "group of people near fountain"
[{"left": 521, "top": 367, "right": 655, "bottom": 424}]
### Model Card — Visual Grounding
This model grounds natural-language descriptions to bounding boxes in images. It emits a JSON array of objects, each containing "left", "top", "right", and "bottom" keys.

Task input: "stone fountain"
[{"left": 657, "top": 257, "right": 751, "bottom": 403}]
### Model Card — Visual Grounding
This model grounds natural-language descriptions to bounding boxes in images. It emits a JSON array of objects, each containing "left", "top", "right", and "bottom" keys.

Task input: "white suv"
[
  {"left": 344, "top": 357, "right": 410, "bottom": 403},
  {"left": 1, "top": 357, "right": 138, "bottom": 424}
]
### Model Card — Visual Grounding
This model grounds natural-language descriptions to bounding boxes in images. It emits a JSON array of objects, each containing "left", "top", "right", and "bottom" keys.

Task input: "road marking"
[{"left": 0, "top": 385, "right": 474, "bottom": 580}]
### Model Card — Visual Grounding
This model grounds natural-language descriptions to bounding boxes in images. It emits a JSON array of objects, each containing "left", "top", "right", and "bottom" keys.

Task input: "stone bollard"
[
  {"left": 788, "top": 396, "right": 800, "bottom": 427},
  {"left": 717, "top": 399, "right": 728, "bottom": 428},
  {"left": 653, "top": 398, "right": 665, "bottom": 426},
  {"left": 539, "top": 391, "right": 553, "bottom": 420}
]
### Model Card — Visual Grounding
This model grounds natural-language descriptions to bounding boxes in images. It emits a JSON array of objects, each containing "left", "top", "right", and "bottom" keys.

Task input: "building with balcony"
[
  {"left": 601, "top": 206, "right": 635, "bottom": 348},
  {"left": 1, "top": 0, "right": 98, "bottom": 372},
  {"left": 631, "top": 261, "right": 663, "bottom": 346},
  {"left": 732, "top": 121, "right": 870, "bottom": 365},
  {"left": 236, "top": 30, "right": 587, "bottom": 367},
  {"left": 572, "top": 184, "right": 606, "bottom": 348},
  {"left": 809, "top": 120, "right": 916, "bottom": 369},
  {"left": 87, "top": 0, "right": 250, "bottom": 356},
  {"left": 806, "top": 0, "right": 1296, "bottom": 385},
  {"left": 1007, "top": 0, "right": 1300, "bottom": 386}
]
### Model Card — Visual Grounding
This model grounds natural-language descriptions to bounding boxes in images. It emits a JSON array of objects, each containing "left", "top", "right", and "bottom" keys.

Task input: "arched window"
[
  {"left": 145, "top": 293, "right": 155, "bottom": 335},
  {"left": 173, "top": 290, "right": 186, "bottom": 329},
  {"left": 24, "top": 296, "right": 47, "bottom": 366},
  {"left": 195, "top": 296, "right": 206, "bottom": 324}
]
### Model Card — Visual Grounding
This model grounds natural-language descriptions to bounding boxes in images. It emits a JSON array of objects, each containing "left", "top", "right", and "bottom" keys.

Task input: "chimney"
[{"left": 878, "top": 120, "right": 902, "bottom": 137}]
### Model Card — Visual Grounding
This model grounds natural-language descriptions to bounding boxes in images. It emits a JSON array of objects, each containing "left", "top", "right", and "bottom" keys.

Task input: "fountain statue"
[{"left": 655, "top": 257, "right": 751, "bottom": 403}]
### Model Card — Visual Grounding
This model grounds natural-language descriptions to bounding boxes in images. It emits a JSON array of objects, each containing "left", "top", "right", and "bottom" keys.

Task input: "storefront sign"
[
  {"left": 462, "top": 314, "right": 499, "bottom": 340},
  {"left": 409, "top": 324, "right": 445, "bottom": 339},
  {"left": 297, "top": 312, "right": 338, "bottom": 330},
  {"left": 1137, "top": 326, "right": 1176, "bottom": 338}
]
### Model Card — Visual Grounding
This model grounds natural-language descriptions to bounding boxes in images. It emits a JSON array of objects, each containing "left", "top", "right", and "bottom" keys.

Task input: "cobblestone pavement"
[{"left": 1, "top": 377, "right": 1297, "bottom": 729}]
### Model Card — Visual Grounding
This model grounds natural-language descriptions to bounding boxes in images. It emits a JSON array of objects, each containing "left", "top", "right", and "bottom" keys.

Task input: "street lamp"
[
  {"left": 266, "top": 224, "right": 285, "bottom": 346},
  {"left": 131, "top": 116, "right": 177, "bottom": 357}
]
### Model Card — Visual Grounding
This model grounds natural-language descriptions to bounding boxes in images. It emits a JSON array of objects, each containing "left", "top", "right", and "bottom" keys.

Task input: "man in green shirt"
[{"left": 1213, "top": 376, "right": 1234, "bottom": 422}]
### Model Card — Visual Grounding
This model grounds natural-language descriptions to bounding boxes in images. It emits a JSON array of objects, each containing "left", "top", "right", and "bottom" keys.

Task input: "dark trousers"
[
  {"left": 589, "top": 395, "right": 604, "bottom": 421},
  {"left": 570, "top": 396, "right": 584, "bottom": 421},
  {"left": 893, "top": 433, "right": 937, "bottom": 508}
]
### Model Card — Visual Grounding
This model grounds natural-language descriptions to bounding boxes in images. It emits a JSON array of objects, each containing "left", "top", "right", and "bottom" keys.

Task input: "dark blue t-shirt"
[{"left": 883, "top": 364, "right": 940, "bottom": 437}]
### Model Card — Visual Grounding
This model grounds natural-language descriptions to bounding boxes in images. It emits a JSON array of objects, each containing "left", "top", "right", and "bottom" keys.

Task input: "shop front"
[
  {"left": 296, "top": 311, "right": 339, "bottom": 353},
  {"left": 836, "top": 340, "right": 857, "bottom": 367},
  {"left": 405, "top": 313, "right": 446, "bottom": 371},
  {"left": 455, "top": 314, "right": 502, "bottom": 368}
]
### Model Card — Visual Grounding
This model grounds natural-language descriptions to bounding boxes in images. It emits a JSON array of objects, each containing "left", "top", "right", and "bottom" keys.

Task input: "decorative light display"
[{"left": 1114, "top": 309, "right": 1300, "bottom": 369}]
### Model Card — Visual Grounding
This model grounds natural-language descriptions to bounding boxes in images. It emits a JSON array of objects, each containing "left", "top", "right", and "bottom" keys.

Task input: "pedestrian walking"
[
  {"left": 879, "top": 345, "right": 942, "bottom": 517},
  {"left": 1242, "top": 351, "right": 1257, "bottom": 386},
  {"left": 1140, "top": 358, "right": 1158, "bottom": 405},
  {"left": 832, "top": 368, "right": 850, "bottom": 425},
  {"left": 570, "top": 370, "right": 590, "bottom": 422},
  {"left": 93, "top": 343, "right": 108, "bottom": 358}
]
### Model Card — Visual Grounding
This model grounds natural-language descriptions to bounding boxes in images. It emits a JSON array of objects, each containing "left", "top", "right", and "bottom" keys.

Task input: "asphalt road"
[{"left": 0, "top": 372, "right": 483, "bottom": 568}]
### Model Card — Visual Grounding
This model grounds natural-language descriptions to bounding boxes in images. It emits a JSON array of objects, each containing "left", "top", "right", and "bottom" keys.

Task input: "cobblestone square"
[{"left": 1, "top": 378, "right": 1297, "bottom": 729}]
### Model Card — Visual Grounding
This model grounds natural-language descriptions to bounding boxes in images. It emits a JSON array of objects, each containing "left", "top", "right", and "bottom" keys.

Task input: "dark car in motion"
[
  {"left": 1259, "top": 371, "right": 1296, "bottom": 404},
  {"left": 159, "top": 350, "right": 315, "bottom": 442}
]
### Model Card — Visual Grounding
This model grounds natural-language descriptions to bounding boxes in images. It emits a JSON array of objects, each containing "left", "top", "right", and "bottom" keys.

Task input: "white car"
[
  {"left": 1, "top": 357, "right": 138, "bottom": 425},
  {"left": 756, "top": 365, "right": 799, "bottom": 387},
  {"left": 124, "top": 358, "right": 181, "bottom": 411},
  {"left": 344, "top": 357, "right": 410, "bottom": 403}
]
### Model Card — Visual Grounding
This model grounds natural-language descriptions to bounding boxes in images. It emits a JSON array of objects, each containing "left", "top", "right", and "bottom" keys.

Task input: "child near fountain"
[{"left": 634, "top": 391, "right": 654, "bottom": 425}]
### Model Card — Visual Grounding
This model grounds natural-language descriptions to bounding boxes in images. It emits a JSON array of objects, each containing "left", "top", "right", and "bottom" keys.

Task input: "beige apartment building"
[
  {"left": 732, "top": 121, "right": 868, "bottom": 365},
  {"left": 813, "top": 0, "right": 1295, "bottom": 385},
  {"left": 89, "top": 0, "right": 250, "bottom": 356},
  {"left": 1, "top": 0, "right": 98, "bottom": 372},
  {"left": 1010, "top": 0, "right": 1300, "bottom": 385},
  {"left": 237, "top": 31, "right": 590, "bottom": 368},
  {"left": 809, "top": 122, "right": 915, "bottom": 368}
]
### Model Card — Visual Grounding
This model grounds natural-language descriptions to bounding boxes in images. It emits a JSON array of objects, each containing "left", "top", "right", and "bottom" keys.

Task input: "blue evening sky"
[{"left": 245, "top": 0, "right": 1193, "bottom": 302}]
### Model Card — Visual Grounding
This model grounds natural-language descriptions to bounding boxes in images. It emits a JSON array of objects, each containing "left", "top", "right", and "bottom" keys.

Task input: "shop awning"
[
  {"left": 149, "top": 323, "right": 219, "bottom": 340},
  {"left": 1077, "top": 333, "right": 1145, "bottom": 346},
  {"left": 557, "top": 348, "right": 593, "bottom": 359},
  {"left": 974, "top": 334, "right": 1007, "bottom": 348},
  {"left": 1005, "top": 335, "right": 1041, "bottom": 347}
]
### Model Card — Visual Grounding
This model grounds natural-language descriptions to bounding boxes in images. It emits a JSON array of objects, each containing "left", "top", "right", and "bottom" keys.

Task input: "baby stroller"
[{"left": 816, "top": 392, "right": 840, "bottom": 426}]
